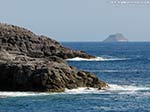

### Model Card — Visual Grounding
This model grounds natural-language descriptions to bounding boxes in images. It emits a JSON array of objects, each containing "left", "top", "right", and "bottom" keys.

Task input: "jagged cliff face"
[
  {"left": 0, "top": 23, "right": 94, "bottom": 59},
  {"left": 0, "top": 23, "right": 107, "bottom": 92}
]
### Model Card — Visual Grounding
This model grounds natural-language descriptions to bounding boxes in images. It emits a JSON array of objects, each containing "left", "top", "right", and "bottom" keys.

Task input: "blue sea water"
[{"left": 0, "top": 42, "right": 150, "bottom": 112}]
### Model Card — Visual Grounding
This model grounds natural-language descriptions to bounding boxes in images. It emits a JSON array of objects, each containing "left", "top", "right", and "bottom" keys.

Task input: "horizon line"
[{"left": 61, "top": 41, "right": 150, "bottom": 42}]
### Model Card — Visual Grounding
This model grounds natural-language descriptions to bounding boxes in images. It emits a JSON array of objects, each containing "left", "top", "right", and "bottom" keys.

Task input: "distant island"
[{"left": 103, "top": 33, "right": 128, "bottom": 42}]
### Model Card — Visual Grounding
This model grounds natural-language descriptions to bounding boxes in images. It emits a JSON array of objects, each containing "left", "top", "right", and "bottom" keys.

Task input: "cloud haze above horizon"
[{"left": 0, "top": 0, "right": 150, "bottom": 41}]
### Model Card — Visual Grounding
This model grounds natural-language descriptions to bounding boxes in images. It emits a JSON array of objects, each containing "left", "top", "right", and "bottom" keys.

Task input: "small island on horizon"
[{"left": 103, "top": 33, "right": 128, "bottom": 42}]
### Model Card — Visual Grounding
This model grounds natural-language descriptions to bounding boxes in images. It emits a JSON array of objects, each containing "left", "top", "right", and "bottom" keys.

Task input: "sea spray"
[{"left": 67, "top": 57, "right": 129, "bottom": 61}]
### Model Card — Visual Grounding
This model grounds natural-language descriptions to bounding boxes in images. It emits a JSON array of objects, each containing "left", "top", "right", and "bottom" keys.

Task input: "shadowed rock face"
[
  {"left": 0, "top": 23, "right": 95, "bottom": 59},
  {"left": 0, "top": 23, "right": 107, "bottom": 92}
]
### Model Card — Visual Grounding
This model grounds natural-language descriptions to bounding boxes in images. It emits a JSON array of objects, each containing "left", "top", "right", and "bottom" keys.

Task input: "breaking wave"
[
  {"left": 0, "top": 92, "right": 50, "bottom": 98},
  {"left": 85, "top": 69, "right": 150, "bottom": 73},
  {"left": 0, "top": 84, "right": 149, "bottom": 98},
  {"left": 107, "top": 84, "right": 150, "bottom": 91},
  {"left": 64, "top": 84, "right": 150, "bottom": 94},
  {"left": 66, "top": 57, "right": 128, "bottom": 61}
]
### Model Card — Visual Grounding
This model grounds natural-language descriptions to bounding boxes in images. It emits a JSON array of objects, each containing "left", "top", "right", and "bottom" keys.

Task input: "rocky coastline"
[{"left": 0, "top": 23, "right": 107, "bottom": 92}]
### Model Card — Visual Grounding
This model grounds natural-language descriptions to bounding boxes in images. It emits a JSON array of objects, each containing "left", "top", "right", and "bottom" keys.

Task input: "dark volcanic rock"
[
  {"left": 0, "top": 23, "right": 95, "bottom": 59},
  {"left": 0, "top": 23, "right": 107, "bottom": 92}
]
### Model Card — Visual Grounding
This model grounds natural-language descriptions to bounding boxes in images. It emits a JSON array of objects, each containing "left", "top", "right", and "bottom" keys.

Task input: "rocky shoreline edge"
[{"left": 0, "top": 23, "right": 108, "bottom": 92}]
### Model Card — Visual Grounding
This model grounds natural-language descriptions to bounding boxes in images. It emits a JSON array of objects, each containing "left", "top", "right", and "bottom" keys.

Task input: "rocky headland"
[{"left": 0, "top": 23, "right": 107, "bottom": 92}]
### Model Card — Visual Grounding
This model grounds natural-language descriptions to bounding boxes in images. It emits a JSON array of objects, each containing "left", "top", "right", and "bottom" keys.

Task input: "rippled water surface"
[{"left": 0, "top": 42, "right": 150, "bottom": 112}]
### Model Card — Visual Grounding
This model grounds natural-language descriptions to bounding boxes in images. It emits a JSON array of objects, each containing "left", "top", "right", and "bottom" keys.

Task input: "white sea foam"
[
  {"left": 64, "top": 84, "right": 150, "bottom": 94},
  {"left": 0, "top": 92, "right": 50, "bottom": 98},
  {"left": 66, "top": 57, "right": 128, "bottom": 61},
  {"left": 86, "top": 69, "right": 150, "bottom": 73},
  {"left": 65, "top": 87, "right": 100, "bottom": 94},
  {"left": 107, "top": 84, "right": 150, "bottom": 91},
  {"left": 0, "top": 84, "right": 149, "bottom": 97}
]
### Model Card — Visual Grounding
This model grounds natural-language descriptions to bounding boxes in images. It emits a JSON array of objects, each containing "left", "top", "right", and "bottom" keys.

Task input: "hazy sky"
[{"left": 0, "top": 0, "right": 150, "bottom": 41}]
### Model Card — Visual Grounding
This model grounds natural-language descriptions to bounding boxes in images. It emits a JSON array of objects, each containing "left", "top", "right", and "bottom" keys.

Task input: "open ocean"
[{"left": 0, "top": 42, "right": 150, "bottom": 112}]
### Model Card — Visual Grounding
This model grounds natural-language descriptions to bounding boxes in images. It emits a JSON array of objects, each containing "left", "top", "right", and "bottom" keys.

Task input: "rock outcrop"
[
  {"left": 0, "top": 23, "right": 107, "bottom": 92},
  {"left": 0, "top": 23, "right": 95, "bottom": 59},
  {"left": 103, "top": 33, "right": 128, "bottom": 42}
]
